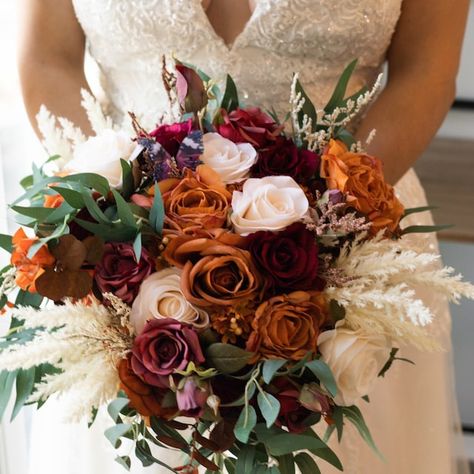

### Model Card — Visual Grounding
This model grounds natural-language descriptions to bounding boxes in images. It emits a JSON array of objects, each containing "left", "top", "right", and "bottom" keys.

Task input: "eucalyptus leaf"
[
  {"left": 11, "top": 205, "right": 55, "bottom": 222},
  {"left": 266, "top": 434, "right": 325, "bottom": 456},
  {"left": 111, "top": 189, "right": 137, "bottom": 228},
  {"left": 235, "top": 445, "right": 256, "bottom": 474},
  {"left": 104, "top": 423, "right": 132, "bottom": 449},
  {"left": 310, "top": 447, "right": 343, "bottom": 471},
  {"left": 221, "top": 74, "right": 239, "bottom": 112},
  {"left": 224, "top": 458, "right": 236, "bottom": 474},
  {"left": 81, "top": 191, "right": 112, "bottom": 225},
  {"left": 133, "top": 233, "right": 142, "bottom": 263},
  {"left": 234, "top": 405, "right": 257, "bottom": 443},
  {"left": 262, "top": 359, "right": 286, "bottom": 384},
  {"left": 107, "top": 397, "right": 130, "bottom": 423},
  {"left": 149, "top": 184, "right": 165, "bottom": 235},
  {"left": 275, "top": 454, "right": 295, "bottom": 474},
  {"left": 257, "top": 391, "right": 280, "bottom": 428},
  {"left": 294, "top": 453, "right": 321, "bottom": 474},
  {"left": 205, "top": 343, "right": 253, "bottom": 374},
  {"left": 0, "top": 371, "right": 17, "bottom": 421},
  {"left": 74, "top": 219, "right": 137, "bottom": 242},
  {"left": 305, "top": 360, "right": 338, "bottom": 397},
  {"left": 120, "top": 159, "right": 135, "bottom": 199},
  {"left": 0, "top": 234, "right": 12, "bottom": 253},
  {"left": 11, "top": 368, "right": 36, "bottom": 421},
  {"left": 324, "top": 59, "right": 358, "bottom": 113},
  {"left": 115, "top": 455, "right": 131, "bottom": 471},
  {"left": 63, "top": 173, "right": 110, "bottom": 196},
  {"left": 401, "top": 224, "right": 452, "bottom": 235},
  {"left": 50, "top": 186, "right": 86, "bottom": 209}
]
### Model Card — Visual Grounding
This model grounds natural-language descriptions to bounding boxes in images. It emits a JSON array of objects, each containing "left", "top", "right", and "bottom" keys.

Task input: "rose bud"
[
  {"left": 150, "top": 119, "right": 194, "bottom": 156},
  {"left": 299, "top": 383, "right": 332, "bottom": 415},
  {"left": 176, "top": 377, "right": 210, "bottom": 418},
  {"left": 131, "top": 318, "right": 205, "bottom": 388}
]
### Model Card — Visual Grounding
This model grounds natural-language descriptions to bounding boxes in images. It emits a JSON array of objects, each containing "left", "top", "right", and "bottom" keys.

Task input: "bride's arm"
[
  {"left": 18, "top": 0, "right": 93, "bottom": 137},
  {"left": 355, "top": 0, "right": 470, "bottom": 185}
]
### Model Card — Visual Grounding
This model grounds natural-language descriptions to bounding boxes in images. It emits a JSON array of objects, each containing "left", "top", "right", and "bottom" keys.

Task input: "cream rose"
[
  {"left": 200, "top": 133, "right": 257, "bottom": 183},
  {"left": 231, "top": 176, "right": 309, "bottom": 235},
  {"left": 130, "top": 268, "right": 209, "bottom": 334},
  {"left": 317, "top": 328, "right": 391, "bottom": 406},
  {"left": 66, "top": 129, "right": 135, "bottom": 188}
]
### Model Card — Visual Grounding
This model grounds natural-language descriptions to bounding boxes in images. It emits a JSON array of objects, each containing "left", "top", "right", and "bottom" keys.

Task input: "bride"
[{"left": 16, "top": 0, "right": 469, "bottom": 473}]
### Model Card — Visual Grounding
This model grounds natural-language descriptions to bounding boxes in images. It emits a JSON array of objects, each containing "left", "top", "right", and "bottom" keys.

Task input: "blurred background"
[{"left": 0, "top": 2, "right": 473, "bottom": 473}]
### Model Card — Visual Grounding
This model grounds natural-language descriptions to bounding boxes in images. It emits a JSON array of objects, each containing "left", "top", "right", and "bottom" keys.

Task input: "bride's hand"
[
  {"left": 355, "top": 0, "right": 469, "bottom": 185},
  {"left": 18, "top": 0, "right": 93, "bottom": 137}
]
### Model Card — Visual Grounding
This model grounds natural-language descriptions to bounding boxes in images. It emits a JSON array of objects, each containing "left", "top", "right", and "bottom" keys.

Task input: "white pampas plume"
[
  {"left": 0, "top": 300, "right": 133, "bottom": 421},
  {"left": 325, "top": 232, "right": 474, "bottom": 350},
  {"left": 36, "top": 105, "right": 75, "bottom": 163},
  {"left": 80, "top": 89, "right": 115, "bottom": 133}
]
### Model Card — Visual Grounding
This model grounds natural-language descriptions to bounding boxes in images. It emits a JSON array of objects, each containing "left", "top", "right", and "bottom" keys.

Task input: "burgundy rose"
[
  {"left": 131, "top": 318, "right": 205, "bottom": 388},
  {"left": 94, "top": 242, "right": 154, "bottom": 304},
  {"left": 217, "top": 107, "right": 280, "bottom": 148},
  {"left": 273, "top": 378, "right": 313, "bottom": 433},
  {"left": 252, "top": 137, "right": 320, "bottom": 182},
  {"left": 247, "top": 223, "right": 319, "bottom": 292},
  {"left": 149, "top": 119, "right": 193, "bottom": 156},
  {"left": 176, "top": 377, "right": 210, "bottom": 417}
]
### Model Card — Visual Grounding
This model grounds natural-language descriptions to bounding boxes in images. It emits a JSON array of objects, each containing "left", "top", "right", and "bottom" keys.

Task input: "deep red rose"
[
  {"left": 149, "top": 119, "right": 194, "bottom": 156},
  {"left": 131, "top": 318, "right": 205, "bottom": 388},
  {"left": 94, "top": 242, "right": 154, "bottom": 304},
  {"left": 247, "top": 223, "right": 319, "bottom": 292},
  {"left": 273, "top": 378, "right": 313, "bottom": 433},
  {"left": 251, "top": 137, "right": 320, "bottom": 182},
  {"left": 217, "top": 107, "right": 280, "bottom": 148}
]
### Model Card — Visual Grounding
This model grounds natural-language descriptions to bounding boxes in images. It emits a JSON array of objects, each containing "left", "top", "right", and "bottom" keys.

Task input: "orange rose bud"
[
  {"left": 162, "top": 166, "right": 231, "bottom": 232},
  {"left": 10, "top": 228, "right": 55, "bottom": 292},
  {"left": 246, "top": 291, "right": 327, "bottom": 362},
  {"left": 320, "top": 139, "right": 404, "bottom": 234}
]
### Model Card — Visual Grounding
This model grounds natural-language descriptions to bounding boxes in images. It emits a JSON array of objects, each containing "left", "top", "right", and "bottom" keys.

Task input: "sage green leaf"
[
  {"left": 112, "top": 189, "right": 137, "bottom": 228},
  {"left": 343, "top": 405, "right": 384, "bottom": 460},
  {"left": 115, "top": 456, "right": 131, "bottom": 471},
  {"left": 149, "top": 184, "right": 165, "bottom": 235},
  {"left": 11, "top": 206, "right": 55, "bottom": 222},
  {"left": 15, "top": 289, "right": 43, "bottom": 308},
  {"left": 275, "top": 454, "right": 295, "bottom": 474},
  {"left": 295, "top": 453, "right": 321, "bottom": 474},
  {"left": 234, "top": 405, "right": 257, "bottom": 443},
  {"left": 324, "top": 59, "right": 358, "bottom": 113},
  {"left": 74, "top": 219, "right": 137, "bottom": 242},
  {"left": 294, "top": 76, "right": 317, "bottom": 134},
  {"left": 11, "top": 368, "right": 36, "bottom": 421},
  {"left": 266, "top": 434, "right": 325, "bottom": 456},
  {"left": 107, "top": 397, "right": 130, "bottom": 423},
  {"left": 305, "top": 360, "right": 338, "bottom": 397},
  {"left": 311, "top": 447, "right": 343, "bottom": 471},
  {"left": 44, "top": 202, "right": 75, "bottom": 224},
  {"left": 80, "top": 191, "right": 111, "bottom": 225},
  {"left": 120, "top": 159, "right": 135, "bottom": 199},
  {"left": 205, "top": 343, "right": 254, "bottom": 374},
  {"left": 257, "top": 391, "right": 280, "bottom": 428},
  {"left": 224, "top": 458, "right": 236, "bottom": 474},
  {"left": 133, "top": 233, "right": 142, "bottom": 263},
  {"left": 401, "top": 224, "right": 452, "bottom": 235},
  {"left": 20, "top": 174, "right": 33, "bottom": 190},
  {"left": 63, "top": 173, "right": 110, "bottom": 196},
  {"left": 235, "top": 445, "right": 256, "bottom": 474},
  {"left": 221, "top": 74, "right": 239, "bottom": 112},
  {"left": 12, "top": 176, "right": 59, "bottom": 205},
  {"left": 262, "top": 359, "right": 286, "bottom": 384},
  {"left": 402, "top": 205, "right": 437, "bottom": 219},
  {"left": 50, "top": 186, "right": 86, "bottom": 209},
  {"left": 0, "top": 371, "right": 17, "bottom": 421},
  {"left": 0, "top": 234, "right": 12, "bottom": 253},
  {"left": 104, "top": 423, "right": 132, "bottom": 448}
]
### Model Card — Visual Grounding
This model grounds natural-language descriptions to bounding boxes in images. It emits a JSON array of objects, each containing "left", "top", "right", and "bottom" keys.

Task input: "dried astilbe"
[
  {"left": 0, "top": 299, "right": 133, "bottom": 421},
  {"left": 325, "top": 232, "right": 474, "bottom": 350}
]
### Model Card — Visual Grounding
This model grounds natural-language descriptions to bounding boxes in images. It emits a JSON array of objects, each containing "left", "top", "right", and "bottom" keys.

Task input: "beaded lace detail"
[
  {"left": 72, "top": 0, "right": 402, "bottom": 130},
  {"left": 70, "top": 2, "right": 457, "bottom": 473}
]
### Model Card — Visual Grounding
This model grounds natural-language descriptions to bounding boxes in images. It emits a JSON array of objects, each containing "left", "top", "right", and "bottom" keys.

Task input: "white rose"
[
  {"left": 230, "top": 176, "right": 309, "bottom": 235},
  {"left": 130, "top": 268, "right": 209, "bottom": 334},
  {"left": 318, "top": 328, "right": 391, "bottom": 406},
  {"left": 199, "top": 133, "right": 257, "bottom": 184},
  {"left": 66, "top": 129, "right": 135, "bottom": 188}
]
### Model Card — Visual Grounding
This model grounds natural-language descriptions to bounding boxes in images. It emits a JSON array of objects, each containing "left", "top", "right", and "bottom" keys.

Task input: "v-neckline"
[{"left": 196, "top": 0, "right": 260, "bottom": 53}]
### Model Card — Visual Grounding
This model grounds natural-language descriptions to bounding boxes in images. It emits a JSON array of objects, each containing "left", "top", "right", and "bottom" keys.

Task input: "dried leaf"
[
  {"left": 193, "top": 430, "right": 220, "bottom": 452},
  {"left": 192, "top": 449, "right": 219, "bottom": 472},
  {"left": 35, "top": 268, "right": 93, "bottom": 300},
  {"left": 209, "top": 419, "right": 236, "bottom": 452},
  {"left": 83, "top": 236, "right": 105, "bottom": 264},
  {"left": 51, "top": 235, "right": 87, "bottom": 271}
]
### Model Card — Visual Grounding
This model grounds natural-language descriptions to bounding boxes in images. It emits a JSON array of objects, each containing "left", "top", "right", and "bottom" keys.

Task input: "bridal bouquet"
[{"left": 1, "top": 60, "right": 473, "bottom": 473}]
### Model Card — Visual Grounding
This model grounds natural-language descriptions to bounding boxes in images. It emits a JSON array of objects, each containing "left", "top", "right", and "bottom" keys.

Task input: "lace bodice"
[{"left": 72, "top": 0, "right": 403, "bottom": 130}]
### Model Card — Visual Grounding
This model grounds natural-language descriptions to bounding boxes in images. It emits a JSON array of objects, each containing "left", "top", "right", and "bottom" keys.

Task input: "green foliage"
[
  {"left": 402, "top": 205, "right": 437, "bottom": 219},
  {"left": 266, "top": 434, "right": 325, "bottom": 456},
  {"left": 401, "top": 224, "right": 453, "bottom": 235},
  {"left": 262, "top": 359, "right": 286, "bottom": 384},
  {"left": 221, "top": 74, "right": 240, "bottom": 112},
  {"left": 257, "top": 391, "right": 280, "bottom": 428},
  {"left": 294, "top": 453, "right": 321, "bottom": 474},
  {"left": 149, "top": 184, "right": 165, "bottom": 235},
  {"left": 305, "top": 359, "right": 338, "bottom": 397},
  {"left": 120, "top": 159, "right": 135, "bottom": 199},
  {"left": 324, "top": 59, "right": 358, "bottom": 114},
  {"left": 0, "top": 234, "right": 12, "bottom": 253},
  {"left": 205, "top": 343, "right": 254, "bottom": 374},
  {"left": 235, "top": 445, "right": 256, "bottom": 474},
  {"left": 105, "top": 423, "right": 133, "bottom": 449},
  {"left": 234, "top": 405, "right": 257, "bottom": 443}
]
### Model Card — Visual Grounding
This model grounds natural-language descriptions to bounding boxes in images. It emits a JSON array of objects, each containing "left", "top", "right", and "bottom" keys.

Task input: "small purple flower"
[
  {"left": 176, "top": 377, "right": 210, "bottom": 418},
  {"left": 131, "top": 319, "right": 205, "bottom": 388},
  {"left": 327, "top": 189, "right": 345, "bottom": 206}
]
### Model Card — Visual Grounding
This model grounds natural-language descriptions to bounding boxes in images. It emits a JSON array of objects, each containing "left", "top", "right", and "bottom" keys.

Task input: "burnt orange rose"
[
  {"left": 163, "top": 165, "right": 231, "bottom": 232},
  {"left": 10, "top": 228, "right": 55, "bottom": 292},
  {"left": 246, "top": 291, "right": 327, "bottom": 362},
  {"left": 320, "top": 140, "right": 404, "bottom": 234},
  {"left": 44, "top": 193, "right": 64, "bottom": 208},
  {"left": 163, "top": 232, "right": 260, "bottom": 307},
  {"left": 118, "top": 356, "right": 177, "bottom": 418}
]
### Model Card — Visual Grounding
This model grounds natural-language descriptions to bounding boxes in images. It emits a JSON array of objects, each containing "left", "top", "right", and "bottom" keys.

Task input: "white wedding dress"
[{"left": 27, "top": 1, "right": 467, "bottom": 473}]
